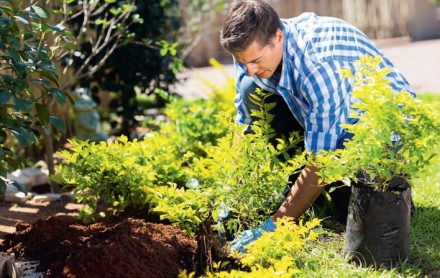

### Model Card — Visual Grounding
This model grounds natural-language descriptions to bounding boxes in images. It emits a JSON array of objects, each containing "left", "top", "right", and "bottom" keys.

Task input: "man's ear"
[{"left": 275, "top": 29, "right": 284, "bottom": 42}]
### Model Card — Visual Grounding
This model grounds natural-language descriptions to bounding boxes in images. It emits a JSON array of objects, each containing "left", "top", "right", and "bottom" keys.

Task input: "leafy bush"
[
  {"left": 0, "top": 0, "right": 70, "bottom": 192},
  {"left": 149, "top": 184, "right": 214, "bottom": 235},
  {"left": 54, "top": 61, "right": 236, "bottom": 220},
  {"left": 154, "top": 88, "right": 305, "bottom": 237},
  {"left": 310, "top": 56, "right": 440, "bottom": 191},
  {"left": 54, "top": 136, "right": 158, "bottom": 218},
  {"left": 157, "top": 58, "right": 236, "bottom": 158}
]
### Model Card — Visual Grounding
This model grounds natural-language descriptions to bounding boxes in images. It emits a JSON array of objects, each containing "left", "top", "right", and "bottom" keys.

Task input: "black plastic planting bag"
[{"left": 344, "top": 176, "right": 412, "bottom": 268}]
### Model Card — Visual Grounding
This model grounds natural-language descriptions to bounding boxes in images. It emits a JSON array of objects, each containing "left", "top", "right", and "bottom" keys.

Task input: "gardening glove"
[{"left": 230, "top": 216, "right": 276, "bottom": 254}]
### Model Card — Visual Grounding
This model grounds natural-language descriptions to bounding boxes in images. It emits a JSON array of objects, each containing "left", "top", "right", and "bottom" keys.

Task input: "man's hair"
[{"left": 220, "top": 0, "right": 281, "bottom": 54}]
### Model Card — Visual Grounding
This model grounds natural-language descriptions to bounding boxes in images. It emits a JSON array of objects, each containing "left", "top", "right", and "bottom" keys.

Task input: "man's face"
[{"left": 234, "top": 29, "right": 284, "bottom": 79}]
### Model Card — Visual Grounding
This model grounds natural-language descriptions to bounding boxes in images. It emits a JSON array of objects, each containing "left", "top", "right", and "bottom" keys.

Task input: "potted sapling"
[{"left": 309, "top": 56, "right": 440, "bottom": 268}]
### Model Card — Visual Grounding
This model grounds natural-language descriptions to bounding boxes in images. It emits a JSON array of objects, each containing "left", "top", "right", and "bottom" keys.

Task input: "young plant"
[
  {"left": 189, "top": 88, "right": 306, "bottom": 237},
  {"left": 311, "top": 55, "right": 440, "bottom": 191},
  {"left": 147, "top": 183, "right": 214, "bottom": 236},
  {"left": 147, "top": 88, "right": 306, "bottom": 240},
  {"left": 54, "top": 136, "right": 158, "bottom": 219}
]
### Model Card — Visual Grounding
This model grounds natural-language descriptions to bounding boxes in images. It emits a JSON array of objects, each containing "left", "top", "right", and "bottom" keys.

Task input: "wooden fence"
[
  {"left": 188, "top": 0, "right": 416, "bottom": 66},
  {"left": 271, "top": 0, "right": 411, "bottom": 39}
]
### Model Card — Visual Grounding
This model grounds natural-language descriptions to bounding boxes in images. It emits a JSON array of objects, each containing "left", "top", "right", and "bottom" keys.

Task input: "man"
[{"left": 219, "top": 0, "right": 414, "bottom": 252}]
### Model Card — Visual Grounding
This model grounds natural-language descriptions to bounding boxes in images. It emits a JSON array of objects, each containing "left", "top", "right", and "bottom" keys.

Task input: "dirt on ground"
[{"left": 0, "top": 213, "right": 199, "bottom": 278}]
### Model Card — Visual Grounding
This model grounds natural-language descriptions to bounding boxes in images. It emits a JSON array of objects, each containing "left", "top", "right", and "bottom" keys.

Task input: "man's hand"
[{"left": 230, "top": 216, "right": 276, "bottom": 254}]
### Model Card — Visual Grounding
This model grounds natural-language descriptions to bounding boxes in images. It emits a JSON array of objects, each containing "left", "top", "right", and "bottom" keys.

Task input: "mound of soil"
[{"left": 0, "top": 216, "right": 198, "bottom": 278}]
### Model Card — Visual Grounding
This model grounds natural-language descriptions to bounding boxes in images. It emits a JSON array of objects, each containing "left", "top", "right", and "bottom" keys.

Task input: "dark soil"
[{"left": 0, "top": 215, "right": 200, "bottom": 278}]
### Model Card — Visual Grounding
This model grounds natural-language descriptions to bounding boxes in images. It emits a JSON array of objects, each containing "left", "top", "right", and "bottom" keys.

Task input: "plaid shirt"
[{"left": 234, "top": 13, "right": 415, "bottom": 152}]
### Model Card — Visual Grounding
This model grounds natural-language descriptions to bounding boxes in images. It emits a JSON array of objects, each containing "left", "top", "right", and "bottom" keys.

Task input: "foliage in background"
[
  {"left": 36, "top": 0, "right": 225, "bottom": 137},
  {"left": 157, "top": 58, "right": 236, "bottom": 158},
  {"left": 0, "top": 0, "right": 70, "bottom": 193},
  {"left": 54, "top": 60, "right": 235, "bottom": 220},
  {"left": 89, "top": 0, "right": 183, "bottom": 135},
  {"left": 310, "top": 56, "right": 440, "bottom": 191},
  {"left": 408, "top": 92, "right": 440, "bottom": 273}
]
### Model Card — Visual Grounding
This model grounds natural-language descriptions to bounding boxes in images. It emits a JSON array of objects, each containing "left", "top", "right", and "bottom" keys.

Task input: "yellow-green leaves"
[
  {"left": 54, "top": 71, "right": 236, "bottom": 224},
  {"left": 208, "top": 217, "right": 321, "bottom": 277},
  {"left": 313, "top": 55, "right": 440, "bottom": 191}
]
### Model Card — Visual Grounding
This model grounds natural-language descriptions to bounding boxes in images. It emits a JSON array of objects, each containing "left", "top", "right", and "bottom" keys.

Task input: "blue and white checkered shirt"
[{"left": 234, "top": 13, "right": 415, "bottom": 152}]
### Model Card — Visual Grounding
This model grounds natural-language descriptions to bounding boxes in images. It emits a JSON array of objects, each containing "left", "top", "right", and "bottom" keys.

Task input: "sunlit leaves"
[
  {"left": 312, "top": 55, "right": 440, "bottom": 191},
  {"left": 210, "top": 217, "right": 321, "bottom": 277}
]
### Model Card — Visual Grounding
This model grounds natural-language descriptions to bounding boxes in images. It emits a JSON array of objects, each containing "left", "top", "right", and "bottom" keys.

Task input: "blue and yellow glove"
[{"left": 230, "top": 216, "right": 276, "bottom": 254}]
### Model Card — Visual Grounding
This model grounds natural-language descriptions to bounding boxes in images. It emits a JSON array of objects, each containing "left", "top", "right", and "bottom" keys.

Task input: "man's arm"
[{"left": 272, "top": 165, "right": 326, "bottom": 221}]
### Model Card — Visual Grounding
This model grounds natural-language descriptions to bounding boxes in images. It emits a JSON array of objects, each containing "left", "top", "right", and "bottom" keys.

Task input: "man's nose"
[{"left": 246, "top": 63, "right": 258, "bottom": 76}]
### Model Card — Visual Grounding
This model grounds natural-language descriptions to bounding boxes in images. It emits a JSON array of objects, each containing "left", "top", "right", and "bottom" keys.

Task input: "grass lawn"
[{"left": 296, "top": 92, "right": 440, "bottom": 277}]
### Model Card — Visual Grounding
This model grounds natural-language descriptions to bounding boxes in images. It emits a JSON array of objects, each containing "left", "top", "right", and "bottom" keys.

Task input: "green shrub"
[
  {"left": 310, "top": 56, "right": 440, "bottom": 191},
  {"left": 55, "top": 136, "right": 158, "bottom": 218},
  {"left": 0, "top": 0, "right": 70, "bottom": 192},
  {"left": 54, "top": 61, "right": 236, "bottom": 220},
  {"left": 154, "top": 88, "right": 305, "bottom": 237}
]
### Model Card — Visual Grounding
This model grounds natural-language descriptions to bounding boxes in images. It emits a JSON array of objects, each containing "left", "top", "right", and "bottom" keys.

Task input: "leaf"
[
  {"left": 46, "top": 23, "right": 65, "bottom": 32},
  {"left": 0, "top": 91, "right": 10, "bottom": 104},
  {"left": 0, "top": 129, "right": 7, "bottom": 144},
  {"left": 28, "top": 6, "right": 49, "bottom": 19},
  {"left": 7, "top": 48, "right": 20, "bottom": 62},
  {"left": 30, "top": 78, "right": 51, "bottom": 89},
  {"left": 35, "top": 103, "right": 49, "bottom": 125},
  {"left": 0, "top": 18, "right": 13, "bottom": 27},
  {"left": 35, "top": 71, "right": 59, "bottom": 88},
  {"left": 50, "top": 115, "right": 66, "bottom": 132},
  {"left": 49, "top": 89, "right": 66, "bottom": 106},
  {"left": 13, "top": 16, "right": 29, "bottom": 25},
  {"left": 10, "top": 127, "right": 36, "bottom": 146},
  {"left": 14, "top": 98, "right": 33, "bottom": 113},
  {"left": 160, "top": 48, "right": 167, "bottom": 56}
]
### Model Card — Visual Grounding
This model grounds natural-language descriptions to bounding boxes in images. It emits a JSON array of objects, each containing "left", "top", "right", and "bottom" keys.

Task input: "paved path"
[{"left": 175, "top": 37, "right": 440, "bottom": 98}]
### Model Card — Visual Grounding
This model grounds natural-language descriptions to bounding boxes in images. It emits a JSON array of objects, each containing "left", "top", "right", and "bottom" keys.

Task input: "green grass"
[
  {"left": 296, "top": 92, "right": 440, "bottom": 277},
  {"left": 407, "top": 92, "right": 440, "bottom": 276}
]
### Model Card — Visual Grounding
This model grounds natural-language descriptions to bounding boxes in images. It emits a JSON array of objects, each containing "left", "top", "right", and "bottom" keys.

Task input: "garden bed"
[{"left": 0, "top": 213, "right": 201, "bottom": 277}]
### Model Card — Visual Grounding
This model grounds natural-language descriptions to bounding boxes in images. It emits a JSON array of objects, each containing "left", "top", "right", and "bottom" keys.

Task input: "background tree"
[
  {"left": 40, "top": 0, "right": 224, "bottom": 136},
  {"left": 2, "top": 0, "right": 225, "bottom": 191}
]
